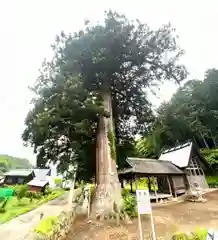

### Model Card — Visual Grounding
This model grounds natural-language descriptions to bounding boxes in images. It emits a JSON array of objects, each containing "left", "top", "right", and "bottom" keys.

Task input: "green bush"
[
  {"left": 44, "top": 186, "right": 52, "bottom": 195},
  {"left": 194, "top": 228, "right": 208, "bottom": 240},
  {"left": 122, "top": 189, "right": 137, "bottom": 217},
  {"left": 172, "top": 228, "right": 207, "bottom": 240},
  {"left": 53, "top": 177, "right": 63, "bottom": 187},
  {"left": 206, "top": 175, "right": 218, "bottom": 188},
  {"left": 34, "top": 216, "right": 58, "bottom": 236},
  {"left": 14, "top": 185, "right": 28, "bottom": 201},
  {"left": 26, "top": 191, "right": 43, "bottom": 201},
  {"left": 201, "top": 148, "right": 218, "bottom": 173},
  {"left": 0, "top": 198, "right": 8, "bottom": 213}
]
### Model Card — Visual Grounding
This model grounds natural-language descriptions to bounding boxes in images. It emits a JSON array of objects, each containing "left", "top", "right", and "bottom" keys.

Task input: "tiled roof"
[
  {"left": 4, "top": 169, "right": 34, "bottom": 177},
  {"left": 118, "top": 157, "right": 184, "bottom": 175},
  {"left": 27, "top": 178, "right": 49, "bottom": 187}
]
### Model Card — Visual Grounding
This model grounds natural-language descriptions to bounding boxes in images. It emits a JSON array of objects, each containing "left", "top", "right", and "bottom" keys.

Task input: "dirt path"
[
  {"left": 65, "top": 190, "right": 218, "bottom": 240},
  {"left": 0, "top": 193, "right": 69, "bottom": 240}
]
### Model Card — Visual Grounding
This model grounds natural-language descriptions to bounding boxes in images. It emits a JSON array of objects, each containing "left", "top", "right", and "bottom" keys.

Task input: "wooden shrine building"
[
  {"left": 159, "top": 141, "right": 208, "bottom": 189},
  {"left": 118, "top": 158, "right": 187, "bottom": 201},
  {"left": 118, "top": 142, "right": 209, "bottom": 201}
]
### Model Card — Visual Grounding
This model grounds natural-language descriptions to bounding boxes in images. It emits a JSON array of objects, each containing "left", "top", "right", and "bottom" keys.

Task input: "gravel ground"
[{"left": 65, "top": 190, "right": 218, "bottom": 240}]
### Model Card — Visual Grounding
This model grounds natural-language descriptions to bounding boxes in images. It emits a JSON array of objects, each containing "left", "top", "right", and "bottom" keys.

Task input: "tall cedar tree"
[{"left": 22, "top": 11, "right": 187, "bottom": 217}]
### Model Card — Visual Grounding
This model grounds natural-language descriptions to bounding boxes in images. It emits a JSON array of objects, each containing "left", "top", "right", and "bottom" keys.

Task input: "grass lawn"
[
  {"left": 206, "top": 175, "right": 218, "bottom": 187},
  {"left": 0, "top": 189, "right": 65, "bottom": 223}
]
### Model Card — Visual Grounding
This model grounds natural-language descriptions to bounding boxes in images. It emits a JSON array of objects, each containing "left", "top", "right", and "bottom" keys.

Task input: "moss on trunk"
[{"left": 108, "top": 129, "right": 116, "bottom": 161}]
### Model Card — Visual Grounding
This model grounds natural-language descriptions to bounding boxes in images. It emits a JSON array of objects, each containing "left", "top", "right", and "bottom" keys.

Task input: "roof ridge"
[
  {"left": 127, "top": 157, "right": 158, "bottom": 161},
  {"left": 161, "top": 141, "right": 192, "bottom": 154}
]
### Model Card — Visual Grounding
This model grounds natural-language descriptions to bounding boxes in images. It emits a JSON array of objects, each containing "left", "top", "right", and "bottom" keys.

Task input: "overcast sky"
[{"left": 0, "top": 0, "right": 218, "bottom": 164}]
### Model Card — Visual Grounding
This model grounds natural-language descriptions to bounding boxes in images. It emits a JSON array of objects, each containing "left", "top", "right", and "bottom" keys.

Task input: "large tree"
[{"left": 23, "top": 11, "right": 187, "bottom": 217}]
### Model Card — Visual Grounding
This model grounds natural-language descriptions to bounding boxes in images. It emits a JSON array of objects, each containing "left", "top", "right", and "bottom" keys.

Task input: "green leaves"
[{"left": 149, "top": 68, "right": 218, "bottom": 154}]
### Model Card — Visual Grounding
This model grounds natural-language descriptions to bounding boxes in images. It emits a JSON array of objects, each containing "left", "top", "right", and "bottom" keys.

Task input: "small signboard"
[
  {"left": 136, "top": 189, "right": 156, "bottom": 240},
  {"left": 136, "top": 189, "right": 151, "bottom": 214}
]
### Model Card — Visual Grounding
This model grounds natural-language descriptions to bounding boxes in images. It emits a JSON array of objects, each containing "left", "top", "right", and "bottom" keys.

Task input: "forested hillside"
[
  {"left": 0, "top": 155, "right": 32, "bottom": 175},
  {"left": 135, "top": 69, "right": 218, "bottom": 171},
  {"left": 144, "top": 69, "right": 218, "bottom": 150}
]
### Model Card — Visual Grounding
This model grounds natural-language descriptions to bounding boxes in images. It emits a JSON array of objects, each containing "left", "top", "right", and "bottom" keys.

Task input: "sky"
[{"left": 0, "top": 0, "right": 218, "bottom": 164}]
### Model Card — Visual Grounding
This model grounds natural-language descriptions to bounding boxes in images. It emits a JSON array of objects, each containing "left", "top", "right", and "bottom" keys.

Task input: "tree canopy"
[
  {"left": 23, "top": 10, "right": 187, "bottom": 185},
  {"left": 142, "top": 68, "right": 218, "bottom": 159}
]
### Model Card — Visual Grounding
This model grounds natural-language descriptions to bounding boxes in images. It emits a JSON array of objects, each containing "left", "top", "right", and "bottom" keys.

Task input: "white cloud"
[{"left": 0, "top": 0, "right": 217, "bottom": 164}]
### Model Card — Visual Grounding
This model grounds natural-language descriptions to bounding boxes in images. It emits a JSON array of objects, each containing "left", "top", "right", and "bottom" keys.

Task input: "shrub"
[
  {"left": 172, "top": 228, "right": 207, "bottom": 240},
  {"left": 44, "top": 186, "right": 52, "bottom": 195},
  {"left": 34, "top": 192, "right": 43, "bottom": 200},
  {"left": 34, "top": 216, "right": 58, "bottom": 236},
  {"left": 26, "top": 191, "right": 43, "bottom": 201},
  {"left": 122, "top": 189, "right": 137, "bottom": 217},
  {"left": 206, "top": 176, "right": 218, "bottom": 188},
  {"left": 53, "top": 177, "right": 63, "bottom": 187},
  {"left": 194, "top": 228, "right": 208, "bottom": 240},
  {"left": 15, "top": 185, "right": 28, "bottom": 201},
  {"left": 0, "top": 198, "right": 8, "bottom": 213}
]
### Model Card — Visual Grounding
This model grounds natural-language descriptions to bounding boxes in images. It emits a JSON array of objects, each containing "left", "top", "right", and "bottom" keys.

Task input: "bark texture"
[{"left": 91, "top": 91, "right": 122, "bottom": 218}]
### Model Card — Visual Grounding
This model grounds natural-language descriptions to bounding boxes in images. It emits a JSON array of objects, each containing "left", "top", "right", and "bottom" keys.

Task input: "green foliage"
[
  {"left": 194, "top": 228, "right": 208, "bottom": 240},
  {"left": 108, "top": 129, "right": 116, "bottom": 160},
  {"left": 201, "top": 148, "right": 218, "bottom": 169},
  {"left": 34, "top": 216, "right": 58, "bottom": 235},
  {"left": 206, "top": 176, "right": 218, "bottom": 187},
  {"left": 44, "top": 186, "right": 52, "bottom": 195},
  {"left": 172, "top": 228, "right": 207, "bottom": 240},
  {"left": 0, "top": 198, "right": 8, "bottom": 213},
  {"left": 53, "top": 177, "right": 63, "bottom": 187},
  {"left": 14, "top": 185, "right": 28, "bottom": 201},
  {"left": 122, "top": 189, "right": 137, "bottom": 217},
  {"left": 149, "top": 69, "right": 218, "bottom": 154},
  {"left": 135, "top": 137, "right": 157, "bottom": 158},
  {"left": 26, "top": 191, "right": 43, "bottom": 201}
]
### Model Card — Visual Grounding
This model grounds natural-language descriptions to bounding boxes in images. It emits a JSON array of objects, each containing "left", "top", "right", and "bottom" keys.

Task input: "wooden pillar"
[
  {"left": 154, "top": 177, "right": 158, "bottom": 203},
  {"left": 175, "top": 189, "right": 177, "bottom": 198},
  {"left": 121, "top": 179, "right": 124, "bottom": 188},
  {"left": 167, "top": 176, "right": 172, "bottom": 195},
  {"left": 148, "top": 176, "right": 151, "bottom": 192},
  {"left": 130, "top": 179, "right": 133, "bottom": 193},
  {"left": 135, "top": 174, "right": 138, "bottom": 191},
  {"left": 171, "top": 177, "right": 177, "bottom": 198}
]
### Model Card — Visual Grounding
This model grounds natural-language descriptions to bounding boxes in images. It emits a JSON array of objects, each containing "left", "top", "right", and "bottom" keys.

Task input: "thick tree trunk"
[{"left": 91, "top": 91, "right": 122, "bottom": 218}]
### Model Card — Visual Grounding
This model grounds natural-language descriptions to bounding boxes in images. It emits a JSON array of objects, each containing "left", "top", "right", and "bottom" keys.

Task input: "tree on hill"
[
  {"left": 0, "top": 155, "right": 32, "bottom": 175},
  {"left": 147, "top": 68, "right": 218, "bottom": 155},
  {"left": 22, "top": 11, "right": 187, "bottom": 217}
]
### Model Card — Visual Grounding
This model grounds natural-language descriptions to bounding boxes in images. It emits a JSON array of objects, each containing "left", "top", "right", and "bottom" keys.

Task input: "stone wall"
[{"left": 33, "top": 187, "right": 87, "bottom": 240}]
